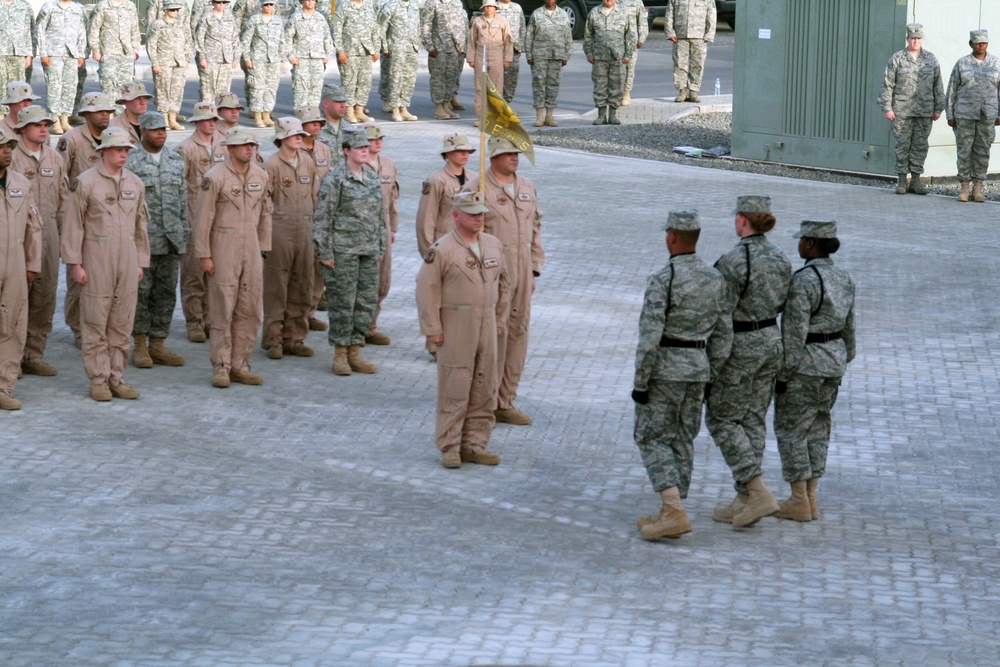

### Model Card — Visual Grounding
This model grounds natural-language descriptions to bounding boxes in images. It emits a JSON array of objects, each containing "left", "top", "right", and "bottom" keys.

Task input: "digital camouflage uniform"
[
  {"left": 946, "top": 50, "right": 1000, "bottom": 184},
  {"left": 147, "top": 0, "right": 190, "bottom": 27},
  {"left": 35, "top": 0, "right": 88, "bottom": 119},
  {"left": 620, "top": 0, "right": 647, "bottom": 97},
  {"left": 147, "top": 15, "right": 193, "bottom": 115},
  {"left": 241, "top": 11, "right": 286, "bottom": 113},
  {"left": 284, "top": 8, "right": 333, "bottom": 109},
  {"left": 0, "top": 0, "right": 35, "bottom": 117},
  {"left": 380, "top": 0, "right": 421, "bottom": 110},
  {"left": 664, "top": 0, "right": 715, "bottom": 95},
  {"left": 524, "top": 5, "right": 572, "bottom": 110},
  {"left": 375, "top": 0, "right": 394, "bottom": 107},
  {"left": 878, "top": 47, "right": 944, "bottom": 176},
  {"left": 496, "top": 1, "right": 525, "bottom": 103},
  {"left": 231, "top": 0, "right": 259, "bottom": 30},
  {"left": 583, "top": 2, "right": 635, "bottom": 109},
  {"left": 421, "top": 0, "right": 467, "bottom": 105},
  {"left": 87, "top": 0, "right": 141, "bottom": 110},
  {"left": 195, "top": 7, "right": 242, "bottom": 103},
  {"left": 316, "top": 115, "right": 353, "bottom": 169},
  {"left": 331, "top": 0, "right": 382, "bottom": 109}
]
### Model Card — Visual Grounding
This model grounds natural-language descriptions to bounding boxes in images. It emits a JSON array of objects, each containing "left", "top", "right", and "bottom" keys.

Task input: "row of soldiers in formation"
[
  {"left": 878, "top": 25, "right": 1000, "bottom": 201},
  {"left": 630, "top": 199, "right": 855, "bottom": 540},
  {"left": 0, "top": 80, "right": 546, "bottom": 472}
]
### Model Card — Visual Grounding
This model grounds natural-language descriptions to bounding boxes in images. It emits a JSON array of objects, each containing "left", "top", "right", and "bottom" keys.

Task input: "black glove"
[
  {"left": 704, "top": 383, "right": 712, "bottom": 402},
  {"left": 775, "top": 380, "right": 788, "bottom": 394},
  {"left": 631, "top": 389, "right": 649, "bottom": 405}
]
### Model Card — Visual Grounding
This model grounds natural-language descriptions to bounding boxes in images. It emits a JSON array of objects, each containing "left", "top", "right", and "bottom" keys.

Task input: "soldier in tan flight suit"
[
  {"left": 416, "top": 132, "right": 477, "bottom": 257},
  {"left": 415, "top": 191, "right": 509, "bottom": 468},
  {"left": 61, "top": 126, "right": 151, "bottom": 402},
  {"left": 193, "top": 127, "right": 272, "bottom": 389},
  {"left": 363, "top": 123, "right": 398, "bottom": 346},
  {"left": 296, "top": 105, "right": 331, "bottom": 334},
  {"left": 109, "top": 80, "right": 153, "bottom": 145}
]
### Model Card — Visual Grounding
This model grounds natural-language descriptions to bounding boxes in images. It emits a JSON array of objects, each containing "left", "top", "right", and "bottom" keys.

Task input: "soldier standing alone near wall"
[
  {"left": 35, "top": 0, "right": 88, "bottom": 135},
  {"left": 525, "top": 0, "right": 572, "bottom": 128},
  {"left": 664, "top": 0, "right": 715, "bottom": 103}
]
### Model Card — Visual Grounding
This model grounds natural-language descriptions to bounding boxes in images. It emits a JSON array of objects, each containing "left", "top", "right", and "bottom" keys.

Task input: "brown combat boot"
[
  {"left": 188, "top": 328, "right": 207, "bottom": 343},
  {"left": 895, "top": 174, "right": 908, "bottom": 194},
  {"left": 908, "top": 173, "right": 927, "bottom": 194},
  {"left": 169, "top": 112, "right": 185, "bottom": 130},
  {"left": 495, "top": 407, "right": 532, "bottom": 425},
  {"left": 674, "top": 89, "right": 688, "bottom": 103},
  {"left": 776, "top": 481, "right": 813, "bottom": 521},
  {"left": 639, "top": 487, "right": 692, "bottom": 539},
  {"left": 972, "top": 181, "right": 987, "bottom": 202},
  {"left": 958, "top": 181, "right": 971, "bottom": 202},
  {"left": 50, "top": 116, "right": 65, "bottom": 135},
  {"left": 109, "top": 382, "right": 140, "bottom": 399},
  {"left": 450, "top": 96, "right": 465, "bottom": 110},
  {"left": 399, "top": 107, "right": 418, "bottom": 121},
  {"left": 442, "top": 450, "right": 462, "bottom": 468},
  {"left": 230, "top": 370, "right": 263, "bottom": 385},
  {"left": 732, "top": 475, "right": 780, "bottom": 528},
  {"left": 533, "top": 108, "right": 545, "bottom": 127},
  {"left": 688, "top": 91, "right": 701, "bottom": 103},
  {"left": 344, "top": 106, "right": 358, "bottom": 123},
  {"left": 89, "top": 383, "right": 112, "bottom": 401},
  {"left": 21, "top": 358, "right": 57, "bottom": 376},
  {"left": 544, "top": 108, "right": 558, "bottom": 127},
  {"left": 391, "top": 107, "right": 403, "bottom": 122},
  {"left": 0, "top": 392, "right": 22, "bottom": 410},
  {"left": 149, "top": 338, "right": 184, "bottom": 366},
  {"left": 364, "top": 330, "right": 390, "bottom": 345},
  {"left": 283, "top": 341, "right": 314, "bottom": 357},
  {"left": 711, "top": 493, "right": 749, "bottom": 524},
  {"left": 333, "top": 346, "right": 352, "bottom": 375},
  {"left": 621, "top": 90, "right": 631, "bottom": 106},
  {"left": 443, "top": 101, "right": 459, "bottom": 119},
  {"left": 132, "top": 335, "right": 153, "bottom": 368},
  {"left": 355, "top": 105, "right": 371, "bottom": 122},
  {"left": 806, "top": 478, "right": 820, "bottom": 520},
  {"left": 434, "top": 103, "right": 450, "bottom": 120},
  {"left": 309, "top": 317, "right": 328, "bottom": 331},
  {"left": 253, "top": 111, "right": 266, "bottom": 128},
  {"left": 460, "top": 448, "right": 501, "bottom": 465},
  {"left": 263, "top": 112, "right": 275, "bottom": 127},
  {"left": 347, "top": 345, "right": 377, "bottom": 373}
]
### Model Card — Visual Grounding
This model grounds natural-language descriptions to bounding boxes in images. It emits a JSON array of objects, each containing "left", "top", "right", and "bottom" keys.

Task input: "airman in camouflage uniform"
[
  {"left": 632, "top": 210, "right": 732, "bottom": 540},
  {"left": 313, "top": 130, "right": 386, "bottom": 376},
  {"left": 331, "top": 0, "right": 382, "bottom": 123},
  {"left": 241, "top": 0, "right": 286, "bottom": 127},
  {"left": 421, "top": 0, "right": 467, "bottom": 120},
  {"left": 126, "top": 112, "right": 190, "bottom": 369},
  {"left": 316, "top": 84, "right": 353, "bottom": 169},
  {"left": 620, "top": 0, "right": 647, "bottom": 106},
  {"left": 34, "top": 0, "right": 88, "bottom": 133},
  {"left": 87, "top": 0, "right": 141, "bottom": 112},
  {"left": 774, "top": 220, "right": 855, "bottom": 523},
  {"left": 496, "top": 0, "right": 525, "bottom": 103},
  {"left": 524, "top": 0, "right": 572, "bottom": 127},
  {"left": 877, "top": 24, "right": 944, "bottom": 195},
  {"left": 705, "top": 196, "right": 791, "bottom": 529},
  {"left": 946, "top": 29, "right": 1000, "bottom": 203},
  {"left": 147, "top": 2, "right": 193, "bottom": 130},
  {"left": 195, "top": 0, "right": 242, "bottom": 103},
  {"left": 664, "top": 0, "right": 715, "bottom": 103},
  {"left": 285, "top": 0, "right": 333, "bottom": 110},
  {"left": 380, "top": 0, "right": 421, "bottom": 121},
  {"left": 0, "top": 0, "right": 34, "bottom": 118},
  {"left": 583, "top": 0, "right": 635, "bottom": 126}
]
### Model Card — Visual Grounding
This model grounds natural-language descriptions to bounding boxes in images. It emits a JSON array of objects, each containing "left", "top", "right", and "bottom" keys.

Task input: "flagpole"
[{"left": 479, "top": 43, "right": 487, "bottom": 193}]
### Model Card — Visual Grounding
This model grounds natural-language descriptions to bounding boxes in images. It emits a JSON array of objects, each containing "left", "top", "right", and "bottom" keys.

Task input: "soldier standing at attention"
[
  {"left": 704, "top": 195, "right": 791, "bottom": 529},
  {"left": 331, "top": 0, "right": 381, "bottom": 124},
  {"left": 496, "top": 0, "right": 525, "bottom": 104},
  {"left": 285, "top": 0, "right": 333, "bottom": 110},
  {"left": 946, "top": 29, "right": 1000, "bottom": 203},
  {"left": 193, "top": 128, "right": 272, "bottom": 388},
  {"left": 583, "top": 0, "right": 635, "bottom": 126},
  {"left": 88, "top": 0, "right": 142, "bottom": 113},
  {"left": 0, "top": 126, "right": 41, "bottom": 411},
  {"left": 241, "top": 0, "right": 285, "bottom": 128},
  {"left": 126, "top": 112, "right": 189, "bottom": 369},
  {"left": 147, "top": 0, "right": 190, "bottom": 27},
  {"left": 467, "top": 0, "right": 512, "bottom": 127},
  {"left": 416, "top": 191, "right": 509, "bottom": 468},
  {"left": 380, "top": 0, "right": 421, "bottom": 122},
  {"left": 0, "top": 82, "right": 40, "bottom": 137},
  {"left": 664, "top": 0, "right": 716, "bottom": 103},
  {"left": 363, "top": 124, "right": 398, "bottom": 347},
  {"left": 632, "top": 210, "right": 731, "bottom": 540},
  {"left": 619, "top": 0, "right": 646, "bottom": 107},
  {"left": 110, "top": 81, "right": 153, "bottom": 146},
  {"left": 147, "top": 1, "right": 193, "bottom": 131},
  {"left": 464, "top": 137, "right": 543, "bottom": 426},
  {"left": 34, "top": 0, "right": 88, "bottom": 135},
  {"left": 295, "top": 106, "right": 331, "bottom": 334},
  {"left": 11, "top": 107, "right": 67, "bottom": 379},
  {"left": 316, "top": 84, "right": 354, "bottom": 169},
  {"left": 175, "top": 101, "right": 226, "bottom": 343},
  {"left": 524, "top": 0, "right": 572, "bottom": 127},
  {"left": 774, "top": 220, "right": 855, "bottom": 523},
  {"left": 195, "top": 0, "right": 242, "bottom": 104},
  {"left": 0, "top": 0, "right": 34, "bottom": 119},
  {"left": 877, "top": 23, "right": 944, "bottom": 196},
  {"left": 61, "top": 127, "right": 150, "bottom": 402},
  {"left": 416, "top": 133, "right": 476, "bottom": 257},
  {"left": 421, "top": 0, "right": 468, "bottom": 120},
  {"left": 261, "top": 117, "right": 316, "bottom": 360},
  {"left": 313, "top": 130, "right": 386, "bottom": 376}
]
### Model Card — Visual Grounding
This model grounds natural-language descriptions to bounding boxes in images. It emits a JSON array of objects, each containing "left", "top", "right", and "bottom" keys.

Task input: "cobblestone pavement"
[{"left": 3, "top": 122, "right": 999, "bottom": 666}]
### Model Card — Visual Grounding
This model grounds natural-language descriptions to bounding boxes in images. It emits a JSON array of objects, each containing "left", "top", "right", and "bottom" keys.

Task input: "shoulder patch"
[
  {"left": 201, "top": 177, "right": 211, "bottom": 191},
  {"left": 421, "top": 180, "right": 431, "bottom": 195},
  {"left": 57, "top": 138, "right": 68, "bottom": 152},
  {"left": 69, "top": 178, "right": 79, "bottom": 192},
  {"left": 423, "top": 249, "right": 436, "bottom": 264}
]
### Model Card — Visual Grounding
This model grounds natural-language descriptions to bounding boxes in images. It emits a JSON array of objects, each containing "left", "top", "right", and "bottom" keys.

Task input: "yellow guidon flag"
[{"left": 478, "top": 71, "right": 535, "bottom": 166}]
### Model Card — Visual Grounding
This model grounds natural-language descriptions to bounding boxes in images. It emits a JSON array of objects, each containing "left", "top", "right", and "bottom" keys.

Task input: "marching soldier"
[
  {"left": 583, "top": 0, "right": 635, "bottom": 126},
  {"left": 0, "top": 0, "right": 34, "bottom": 118},
  {"left": 195, "top": 0, "right": 242, "bottom": 104},
  {"left": 664, "top": 0, "right": 716, "bottom": 103},
  {"left": 88, "top": 0, "right": 142, "bottom": 113},
  {"left": 147, "top": 0, "right": 193, "bottom": 131},
  {"left": 467, "top": 0, "right": 512, "bottom": 126},
  {"left": 331, "top": 0, "right": 381, "bottom": 124},
  {"left": 34, "top": 0, "right": 88, "bottom": 135},
  {"left": 284, "top": 0, "right": 333, "bottom": 110},
  {"left": 380, "top": 0, "right": 422, "bottom": 122},
  {"left": 421, "top": 0, "right": 468, "bottom": 120},
  {"left": 363, "top": 124, "right": 398, "bottom": 346},
  {"left": 496, "top": 0, "right": 525, "bottom": 103},
  {"left": 524, "top": 0, "right": 572, "bottom": 127},
  {"left": 241, "top": 0, "right": 286, "bottom": 128}
]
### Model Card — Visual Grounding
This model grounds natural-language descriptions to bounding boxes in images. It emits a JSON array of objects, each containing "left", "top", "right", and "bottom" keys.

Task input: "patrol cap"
[
  {"left": 215, "top": 91, "right": 244, "bottom": 110},
  {"left": 322, "top": 84, "right": 348, "bottom": 102},
  {"left": 364, "top": 123, "right": 385, "bottom": 140},
  {"left": 481, "top": 0, "right": 498, "bottom": 7},
  {"left": 116, "top": 81, "right": 153, "bottom": 104},
  {"left": 1, "top": 81, "right": 39, "bottom": 105},
  {"left": 906, "top": 24, "right": 924, "bottom": 39},
  {"left": 971, "top": 30, "right": 989, "bottom": 44},
  {"left": 734, "top": 195, "right": 771, "bottom": 214},
  {"left": 441, "top": 132, "right": 475, "bottom": 154},
  {"left": 452, "top": 191, "right": 489, "bottom": 214},
  {"left": 260, "top": 0, "right": 275, "bottom": 4},
  {"left": 163, "top": 1, "right": 184, "bottom": 9},
  {"left": 14, "top": 105, "right": 56, "bottom": 130},
  {"left": 295, "top": 106, "right": 325, "bottom": 125},
  {"left": 274, "top": 116, "right": 309, "bottom": 142},
  {"left": 96, "top": 127, "right": 136, "bottom": 150},
  {"left": 78, "top": 92, "right": 116, "bottom": 114},
  {"left": 488, "top": 136, "right": 522, "bottom": 157},
  {"left": 342, "top": 130, "right": 369, "bottom": 148},
  {"left": 793, "top": 220, "right": 838, "bottom": 239},
  {"left": 0, "top": 125, "right": 18, "bottom": 147},
  {"left": 190, "top": 100, "right": 222, "bottom": 122},
  {"left": 139, "top": 111, "right": 168, "bottom": 130},
  {"left": 664, "top": 209, "right": 700, "bottom": 232},
  {"left": 222, "top": 127, "right": 259, "bottom": 146}
]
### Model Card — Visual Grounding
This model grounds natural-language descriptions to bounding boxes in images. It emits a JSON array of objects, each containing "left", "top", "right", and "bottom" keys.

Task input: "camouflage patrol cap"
[
  {"left": 273, "top": 116, "right": 309, "bottom": 142},
  {"left": 190, "top": 101, "right": 222, "bottom": 122},
  {"left": 1, "top": 81, "right": 39, "bottom": 105},
  {"left": 481, "top": 0, "right": 499, "bottom": 7},
  {"left": 734, "top": 195, "right": 771, "bottom": 214},
  {"left": 260, "top": 0, "right": 275, "bottom": 5},
  {"left": 78, "top": 92, "right": 116, "bottom": 114},
  {"left": 906, "top": 24, "right": 924, "bottom": 39},
  {"left": 96, "top": 127, "right": 136, "bottom": 150},
  {"left": 0, "top": 125, "right": 18, "bottom": 147},
  {"left": 116, "top": 81, "right": 153, "bottom": 104},
  {"left": 441, "top": 132, "right": 475, "bottom": 154},
  {"left": 139, "top": 112, "right": 168, "bottom": 130},
  {"left": 342, "top": 130, "right": 370, "bottom": 149},
  {"left": 14, "top": 105, "right": 56, "bottom": 130},
  {"left": 793, "top": 220, "right": 838, "bottom": 239},
  {"left": 488, "top": 136, "right": 522, "bottom": 157},
  {"left": 322, "top": 85, "right": 348, "bottom": 103},
  {"left": 215, "top": 92, "right": 244, "bottom": 110},
  {"left": 163, "top": 1, "right": 184, "bottom": 9},
  {"left": 222, "top": 127, "right": 259, "bottom": 146},
  {"left": 664, "top": 209, "right": 700, "bottom": 232},
  {"left": 295, "top": 107, "right": 326, "bottom": 125},
  {"left": 453, "top": 191, "right": 489, "bottom": 214},
  {"left": 971, "top": 30, "right": 989, "bottom": 44},
  {"left": 364, "top": 123, "right": 385, "bottom": 140}
]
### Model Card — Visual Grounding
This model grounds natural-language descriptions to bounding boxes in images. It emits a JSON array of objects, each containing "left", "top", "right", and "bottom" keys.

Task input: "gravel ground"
[{"left": 532, "top": 112, "right": 1000, "bottom": 201}]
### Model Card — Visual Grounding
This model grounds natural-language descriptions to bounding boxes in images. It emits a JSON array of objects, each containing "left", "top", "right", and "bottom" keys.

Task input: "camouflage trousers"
[
  {"left": 0, "top": 55, "right": 23, "bottom": 116},
  {"left": 98, "top": 54, "right": 135, "bottom": 113},
  {"left": 624, "top": 48, "right": 637, "bottom": 94},
  {"left": 337, "top": 55, "right": 374, "bottom": 108},
  {"left": 953, "top": 118, "right": 996, "bottom": 182},
  {"left": 245, "top": 61, "right": 280, "bottom": 112},
  {"left": 43, "top": 56, "right": 81, "bottom": 116},
  {"left": 591, "top": 59, "right": 625, "bottom": 108},
  {"left": 774, "top": 374, "right": 841, "bottom": 483},
  {"left": 133, "top": 253, "right": 180, "bottom": 339},
  {"left": 633, "top": 379, "right": 705, "bottom": 497},
  {"left": 386, "top": 50, "right": 418, "bottom": 108},
  {"left": 891, "top": 116, "right": 933, "bottom": 175},
  {"left": 74, "top": 64, "right": 87, "bottom": 112},
  {"left": 153, "top": 65, "right": 186, "bottom": 114},
  {"left": 530, "top": 59, "right": 562, "bottom": 109},
  {"left": 428, "top": 52, "right": 463, "bottom": 104},
  {"left": 198, "top": 60, "right": 235, "bottom": 104},
  {"left": 503, "top": 53, "right": 520, "bottom": 102},
  {"left": 322, "top": 251, "right": 379, "bottom": 347},
  {"left": 292, "top": 58, "right": 327, "bottom": 110},
  {"left": 378, "top": 53, "right": 391, "bottom": 103},
  {"left": 672, "top": 38, "right": 707, "bottom": 92}
]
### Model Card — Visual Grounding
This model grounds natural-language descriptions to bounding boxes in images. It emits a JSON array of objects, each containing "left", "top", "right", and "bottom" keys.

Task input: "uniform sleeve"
[
  {"left": 414, "top": 253, "right": 443, "bottom": 336},
  {"left": 877, "top": 55, "right": 896, "bottom": 112},
  {"left": 843, "top": 279, "right": 856, "bottom": 364},
  {"left": 633, "top": 274, "right": 665, "bottom": 392},
  {"left": 514, "top": 10, "right": 526, "bottom": 52},
  {"left": 257, "top": 178, "right": 272, "bottom": 253},
  {"left": 624, "top": 10, "right": 636, "bottom": 59},
  {"left": 388, "top": 165, "right": 399, "bottom": 234},
  {"left": 24, "top": 204, "right": 42, "bottom": 274},
  {"left": 635, "top": 2, "right": 649, "bottom": 44},
  {"left": 130, "top": 7, "right": 142, "bottom": 51},
  {"left": 147, "top": 22, "right": 162, "bottom": 66},
  {"left": 706, "top": 283, "right": 733, "bottom": 383},
  {"left": 530, "top": 187, "right": 544, "bottom": 276},
  {"left": 313, "top": 174, "right": 340, "bottom": 261},
  {"left": 705, "top": 0, "right": 716, "bottom": 41},
  {"left": 194, "top": 16, "right": 208, "bottom": 57},
  {"left": 502, "top": 21, "right": 513, "bottom": 62},
  {"left": 420, "top": 2, "right": 435, "bottom": 52},
  {"left": 933, "top": 58, "right": 945, "bottom": 116},
  {"left": 55, "top": 163, "right": 69, "bottom": 236},
  {"left": 331, "top": 9, "right": 345, "bottom": 53},
  {"left": 778, "top": 271, "right": 817, "bottom": 381},
  {"left": 87, "top": 4, "right": 104, "bottom": 52},
  {"left": 466, "top": 17, "right": 477, "bottom": 62},
  {"left": 323, "top": 19, "right": 334, "bottom": 54},
  {"left": 34, "top": 5, "right": 50, "bottom": 57},
  {"left": 583, "top": 12, "right": 593, "bottom": 59},
  {"left": 415, "top": 177, "right": 441, "bottom": 256},
  {"left": 495, "top": 252, "right": 510, "bottom": 327},
  {"left": 61, "top": 182, "right": 87, "bottom": 265},
  {"left": 134, "top": 188, "right": 151, "bottom": 268},
  {"left": 193, "top": 176, "right": 217, "bottom": 259},
  {"left": 663, "top": 2, "right": 675, "bottom": 40},
  {"left": 239, "top": 17, "right": 255, "bottom": 58},
  {"left": 946, "top": 61, "right": 961, "bottom": 120},
  {"left": 522, "top": 12, "right": 534, "bottom": 60}
]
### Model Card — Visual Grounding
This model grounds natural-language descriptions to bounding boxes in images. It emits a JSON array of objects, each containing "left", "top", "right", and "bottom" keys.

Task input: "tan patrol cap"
[
  {"left": 295, "top": 107, "right": 326, "bottom": 125},
  {"left": 1, "top": 81, "right": 39, "bottom": 105},
  {"left": 488, "top": 136, "right": 522, "bottom": 157},
  {"left": 97, "top": 127, "right": 136, "bottom": 150},
  {"left": 222, "top": 127, "right": 259, "bottom": 146},
  {"left": 215, "top": 92, "right": 244, "bottom": 110},
  {"left": 14, "top": 105, "right": 57, "bottom": 130},
  {"left": 190, "top": 101, "right": 222, "bottom": 122},
  {"left": 117, "top": 81, "right": 153, "bottom": 104},
  {"left": 364, "top": 124, "right": 385, "bottom": 140},
  {"left": 441, "top": 133, "right": 475, "bottom": 154},
  {"left": 274, "top": 117, "right": 309, "bottom": 142},
  {"left": 78, "top": 92, "right": 116, "bottom": 114},
  {"left": 453, "top": 191, "right": 489, "bottom": 214},
  {"left": 0, "top": 125, "right": 18, "bottom": 147}
]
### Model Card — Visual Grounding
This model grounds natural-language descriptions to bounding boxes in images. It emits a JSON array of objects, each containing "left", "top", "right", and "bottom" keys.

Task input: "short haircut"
[{"left": 671, "top": 229, "right": 701, "bottom": 245}]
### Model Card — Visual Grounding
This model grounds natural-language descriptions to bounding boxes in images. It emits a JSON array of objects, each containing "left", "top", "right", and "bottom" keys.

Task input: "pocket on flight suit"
[
  {"left": 0, "top": 302, "right": 12, "bottom": 337},
  {"left": 438, "top": 363, "right": 471, "bottom": 414}
]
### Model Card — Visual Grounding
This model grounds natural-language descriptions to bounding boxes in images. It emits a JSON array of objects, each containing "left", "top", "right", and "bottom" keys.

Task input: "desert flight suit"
[
  {"left": 415, "top": 164, "right": 477, "bottom": 256},
  {"left": 467, "top": 15, "right": 513, "bottom": 119}
]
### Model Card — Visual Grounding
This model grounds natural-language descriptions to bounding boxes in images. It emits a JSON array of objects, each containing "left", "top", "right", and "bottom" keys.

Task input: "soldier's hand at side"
[
  {"left": 948, "top": 119, "right": 956, "bottom": 128},
  {"left": 531, "top": 275, "right": 536, "bottom": 292},
  {"left": 995, "top": 118, "right": 1000, "bottom": 126},
  {"left": 527, "top": 59, "right": 533, "bottom": 65},
  {"left": 429, "top": 49, "right": 438, "bottom": 57},
  {"left": 200, "top": 258, "right": 215, "bottom": 276},
  {"left": 670, "top": 37, "right": 677, "bottom": 42},
  {"left": 244, "top": 59, "right": 253, "bottom": 69},
  {"left": 77, "top": 57, "right": 84, "bottom": 68},
  {"left": 338, "top": 52, "right": 348, "bottom": 64},
  {"left": 390, "top": 231, "right": 396, "bottom": 243},
  {"left": 24, "top": 56, "right": 32, "bottom": 68},
  {"left": 775, "top": 380, "right": 787, "bottom": 394},
  {"left": 320, "top": 259, "right": 335, "bottom": 269},
  {"left": 561, "top": 60, "right": 567, "bottom": 66},
  {"left": 41, "top": 57, "right": 51, "bottom": 67},
  {"left": 199, "top": 59, "right": 208, "bottom": 68},
  {"left": 26, "top": 271, "right": 36, "bottom": 285},
  {"left": 322, "top": 57, "right": 329, "bottom": 65},
  {"left": 153, "top": 65, "right": 162, "bottom": 74},
  {"left": 631, "top": 389, "right": 649, "bottom": 405},
  {"left": 428, "top": 334, "right": 443, "bottom": 347},
  {"left": 932, "top": 113, "right": 940, "bottom": 121},
  {"left": 138, "top": 268, "right": 143, "bottom": 282},
  {"left": 372, "top": 54, "right": 378, "bottom": 62},
  {"left": 290, "top": 57, "right": 299, "bottom": 65},
  {"left": 884, "top": 110, "right": 895, "bottom": 121},
  {"left": 94, "top": 51, "right": 103, "bottom": 62},
  {"left": 637, "top": 42, "right": 643, "bottom": 49},
  {"left": 504, "top": 61, "right": 511, "bottom": 68},
  {"left": 587, "top": 57, "right": 594, "bottom": 64},
  {"left": 71, "top": 264, "right": 87, "bottom": 285},
  {"left": 232, "top": 62, "right": 238, "bottom": 69},
  {"left": 133, "top": 53, "right": 139, "bottom": 61},
  {"left": 622, "top": 58, "right": 629, "bottom": 64}
]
